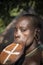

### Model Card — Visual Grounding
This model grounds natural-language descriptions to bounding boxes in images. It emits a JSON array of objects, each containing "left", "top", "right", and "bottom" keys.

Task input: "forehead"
[{"left": 15, "top": 17, "right": 32, "bottom": 28}]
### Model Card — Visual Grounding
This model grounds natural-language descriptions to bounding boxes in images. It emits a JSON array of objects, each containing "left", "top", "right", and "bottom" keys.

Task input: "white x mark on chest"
[{"left": 3, "top": 44, "right": 20, "bottom": 64}]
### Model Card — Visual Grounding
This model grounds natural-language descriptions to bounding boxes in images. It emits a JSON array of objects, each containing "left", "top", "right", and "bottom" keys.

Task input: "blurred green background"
[{"left": 0, "top": 0, "right": 43, "bottom": 33}]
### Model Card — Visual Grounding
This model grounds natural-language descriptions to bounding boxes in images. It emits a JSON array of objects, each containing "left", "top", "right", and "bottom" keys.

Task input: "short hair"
[{"left": 18, "top": 14, "right": 42, "bottom": 30}]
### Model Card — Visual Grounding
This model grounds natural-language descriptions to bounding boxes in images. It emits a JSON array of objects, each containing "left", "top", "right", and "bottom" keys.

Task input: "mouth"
[
  {"left": 14, "top": 38, "right": 24, "bottom": 44},
  {"left": 14, "top": 38, "right": 21, "bottom": 43}
]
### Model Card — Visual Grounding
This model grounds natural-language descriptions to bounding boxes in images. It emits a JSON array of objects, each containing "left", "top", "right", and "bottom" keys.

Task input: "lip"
[
  {"left": 14, "top": 38, "right": 20, "bottom": 41},
  {"left": 15, "top": 39, "right": 24, "bottom": 44},
  {"left": 14, "top": 39, "right": 21, "bottom": 43}
]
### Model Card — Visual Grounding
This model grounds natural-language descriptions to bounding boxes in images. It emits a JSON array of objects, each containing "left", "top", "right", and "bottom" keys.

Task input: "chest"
[{"left": 22, "top": 51, "right": 41, "bottom": 65}]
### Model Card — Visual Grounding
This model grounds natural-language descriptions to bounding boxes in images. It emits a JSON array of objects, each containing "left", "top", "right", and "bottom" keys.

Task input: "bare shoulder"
[
  {"left": 42, "top": 50, "right": 43, "bottom": 64},
  {"left": 40, "top": 43, "right": 43, "bottom": 64}
]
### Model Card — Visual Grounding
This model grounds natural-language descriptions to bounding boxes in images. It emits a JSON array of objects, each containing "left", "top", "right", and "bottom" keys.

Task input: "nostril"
[
  {"left": 14, "top": 29, "right": 21, "bottom": 38},
  {"left": 15, "top": 36, "right": 20, "bottom": 38}
]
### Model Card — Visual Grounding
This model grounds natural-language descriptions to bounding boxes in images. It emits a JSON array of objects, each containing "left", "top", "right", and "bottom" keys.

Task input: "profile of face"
[{"left": 14, "top": 17, "right": 36, "bottom": 46}]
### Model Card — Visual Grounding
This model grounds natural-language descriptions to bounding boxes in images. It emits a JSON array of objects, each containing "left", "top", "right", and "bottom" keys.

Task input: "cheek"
[
  {"left": 23, "top": 30, "right": 35, "bottom": 41},
  {"left": 23, "top": 31, "right": 34, "bottom": 46},
  {"left": 18, "top": 31, "right": 29, "bottom": 43},
  {"left": 23, "top": 30, "right": 30, "bottom": 40}
]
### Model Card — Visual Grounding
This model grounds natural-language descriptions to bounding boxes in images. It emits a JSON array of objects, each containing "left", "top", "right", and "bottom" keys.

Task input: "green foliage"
[
  {"left": 0, "top": 18, "right": 5, "bottom": 33},
  {"left": 10, "top": 7, "right": 23, "bottom": 16},
  {"left": 0, "top": 26, "right": 5, "bottom": 34},
  {"left": 0, "top": 19, "right": 4, "bottom": 27},
  {"left": 0, "top": 0, "right": 43, "bottom": 33}
]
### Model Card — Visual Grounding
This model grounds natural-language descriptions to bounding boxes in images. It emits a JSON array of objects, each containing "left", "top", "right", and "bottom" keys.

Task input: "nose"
[{"left": 15, "top": 29, "right": 21, "bottom": 38}]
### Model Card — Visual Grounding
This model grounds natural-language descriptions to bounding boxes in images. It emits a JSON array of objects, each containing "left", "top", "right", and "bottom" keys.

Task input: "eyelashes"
[
  {"left": 21, "top": 29, "right": 27, "bottom": 32},
  {"left": 14, "top": 27, "right": 27, "bottom": 32}
]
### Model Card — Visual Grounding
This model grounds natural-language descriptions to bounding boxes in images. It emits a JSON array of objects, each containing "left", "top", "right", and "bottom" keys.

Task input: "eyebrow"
[{"left": 20, "top": 27, "right": 29, "bottom": 30}]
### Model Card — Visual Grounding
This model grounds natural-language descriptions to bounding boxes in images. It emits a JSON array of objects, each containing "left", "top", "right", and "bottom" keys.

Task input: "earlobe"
[
  {"left": 34, "top": 29, "right": 37, "bottom": 37},
  {"left": 34, "top": 29, "right": 40, "bottom": 35},
  {"left": 34, "top": 29, "right": 40, "bottom": 41}
]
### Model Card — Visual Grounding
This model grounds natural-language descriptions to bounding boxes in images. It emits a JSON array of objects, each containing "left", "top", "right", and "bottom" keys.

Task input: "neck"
[{"left": 25, "top": 40, "right": 38, "bottom": 55}]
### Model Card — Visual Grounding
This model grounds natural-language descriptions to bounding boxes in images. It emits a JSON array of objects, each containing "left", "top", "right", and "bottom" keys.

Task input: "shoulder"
[
  {"left": 42, "top": 50, "right": 43, "bottom": 64},
  {"left": 41, "top": 44, "right": 43, "bottom": 64},
  {"left": 39, "top": 42, "right": 43, "bottom": 64}
]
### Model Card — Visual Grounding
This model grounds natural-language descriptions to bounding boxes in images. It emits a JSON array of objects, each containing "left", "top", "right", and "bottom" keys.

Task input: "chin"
[{"left": 25, "top": 41, "right": 31, "bottom": 47}]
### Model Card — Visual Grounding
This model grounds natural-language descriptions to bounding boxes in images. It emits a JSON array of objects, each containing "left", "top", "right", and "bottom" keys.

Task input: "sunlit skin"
[
  {"left": 14, "top": 16, "right": 41, "bottom": 65},
  {"left": 14, "top": 16, "right": 37, "bottom": 52},
  {"left": 14, "top": 17, "right": 35, "bottom": 45}
]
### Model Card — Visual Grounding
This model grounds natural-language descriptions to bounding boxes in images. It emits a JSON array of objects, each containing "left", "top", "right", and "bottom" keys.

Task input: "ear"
[
  {"left": 34, "top": 28, "right": 40, "bottom": 41},
  {"left": 35, "top": 28, "right": 40, "bottom": 35}
]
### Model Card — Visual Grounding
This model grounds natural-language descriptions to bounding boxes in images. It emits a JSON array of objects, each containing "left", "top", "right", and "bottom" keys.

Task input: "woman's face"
[{"left": 14, "top": 17, "right": 35, "bottom": 46}]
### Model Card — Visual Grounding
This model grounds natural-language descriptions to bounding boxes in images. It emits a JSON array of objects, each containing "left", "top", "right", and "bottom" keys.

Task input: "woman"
[
  {"left": 0, "top": 14, "right": 43, "bottom": 65},
  {"left": 13, "top": 14, "right": 43, "bottom": 65}
]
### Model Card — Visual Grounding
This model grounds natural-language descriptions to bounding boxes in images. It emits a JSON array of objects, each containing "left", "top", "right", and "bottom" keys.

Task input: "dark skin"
[
  {"left": 14, "top": 16, "right": 42, "bottom": 65},
  {"left": 0, "top": 16, "right": 42, "bottom": 65}
]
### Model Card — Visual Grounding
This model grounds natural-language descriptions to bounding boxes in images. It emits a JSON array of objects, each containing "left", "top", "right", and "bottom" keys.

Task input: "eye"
[
  {"left": 21, "top": 28, "right": 27, "bottom": 32},
  {"left": 14, "top": 27, "right": 17, "bottom": 32}
]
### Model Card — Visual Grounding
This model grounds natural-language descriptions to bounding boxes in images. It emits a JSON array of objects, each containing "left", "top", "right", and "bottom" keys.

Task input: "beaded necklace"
[{"left": 26, "top": 45, "right": 40, "bottom": 57}]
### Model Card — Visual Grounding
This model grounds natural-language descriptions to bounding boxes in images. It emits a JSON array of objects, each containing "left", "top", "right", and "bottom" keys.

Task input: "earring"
[{"left": 35, "top": 33, "right": 40, "bottom": 42}]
